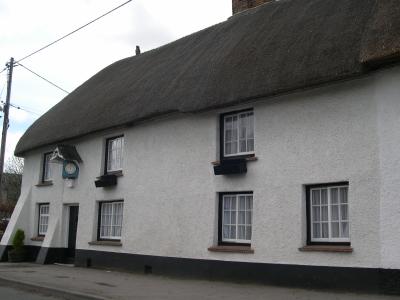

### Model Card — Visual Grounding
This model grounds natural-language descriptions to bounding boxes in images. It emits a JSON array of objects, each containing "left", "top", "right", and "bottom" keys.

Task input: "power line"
[
  {"left": 16, "top": 0, "right": 133, "bottom": 64},
  {"left": 1, "top": 101, "right": 42, "bottom": 116},
  {"left": 17, "top": 63, "right": 70, "bottom": 94},
  {"left": 9, "top": 103, "right": 41, "bottom": 116}
]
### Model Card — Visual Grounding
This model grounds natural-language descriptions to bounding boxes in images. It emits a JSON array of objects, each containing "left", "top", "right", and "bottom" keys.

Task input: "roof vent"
[
  {"left": 232, "top": 0, "right": 273, "bottom": 15},
  {"left": 136, "top": 46, "right": 141, "bottom": 56}
]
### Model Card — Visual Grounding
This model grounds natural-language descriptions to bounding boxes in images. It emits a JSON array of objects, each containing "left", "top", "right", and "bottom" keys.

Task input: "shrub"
[{"left": 12, "top": 229, "right": 25, "bottom": 251}]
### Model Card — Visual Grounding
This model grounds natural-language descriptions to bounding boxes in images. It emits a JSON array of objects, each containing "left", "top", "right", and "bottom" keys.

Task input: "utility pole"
[{"left": 0, "top": 57, "right": 14, "bottom": 193}]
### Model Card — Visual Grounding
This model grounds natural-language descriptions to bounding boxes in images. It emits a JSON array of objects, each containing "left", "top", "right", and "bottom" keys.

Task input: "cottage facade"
[{"left": 1, "top": 0, "right": 400, "bottom": 293}]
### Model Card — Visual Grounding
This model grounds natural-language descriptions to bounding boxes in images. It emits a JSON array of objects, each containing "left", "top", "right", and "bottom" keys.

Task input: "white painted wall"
[{"left": 3, "top": 66, "right": 400, "bottom": 269}]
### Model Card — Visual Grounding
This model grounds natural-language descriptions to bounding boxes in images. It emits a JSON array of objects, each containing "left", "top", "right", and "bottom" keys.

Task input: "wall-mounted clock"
[{"left": 62, "top": 160, "right": 79, "bottom": 179}]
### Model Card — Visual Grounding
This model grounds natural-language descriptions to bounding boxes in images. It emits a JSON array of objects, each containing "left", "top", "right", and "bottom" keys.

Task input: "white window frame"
[
  {"left": 309, "top": 185, "right": 350, "bottom": 243},
  {"left": 106, "top": 136, "right": 124, "bottom": 173},
  {"left": 38, "top": 203, "right": 50, "bottom": 236},
  {"left": 42, "top": 152, "right": 52, "bottom": 182},
  {"left": 99, "top": 201, "right": 124, "bottom": 240},
  {"left": 223, "top": 110, "right": 255, "bottom": 158},
  {"left": 221, "top": 193, "right": 253, "bottom": 244}
]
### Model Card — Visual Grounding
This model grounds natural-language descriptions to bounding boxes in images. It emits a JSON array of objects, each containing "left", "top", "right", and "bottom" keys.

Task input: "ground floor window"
[
  {"left": 219, "top": 192, "right": 253, "bottom": 244},
  {"left": 98, "top": 201, "right": 124, "bottom": 240},
  {"left": 38, "top": 203, "right": 50, "bottom": 236},
  {"left": 307, "top": 182, "right": 349, "bottom": 244}
]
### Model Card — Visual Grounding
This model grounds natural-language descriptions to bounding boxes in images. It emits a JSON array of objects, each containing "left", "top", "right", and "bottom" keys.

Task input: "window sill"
[
  {"left": 31, "top": 236, "right": 44, "bottom": 241},
  {"left": 88, "top": 241, "right": 122, "bottom": 247},
  {"left": 103, "top": 170, "right": 123, "bottom": 177},
  {"left": 299, "top": 245, "right": 353, "bottom": 253},
  {"left": 35, "top": 181, "right": 53, "bottom": 187},
  {"left": 211, "top": 156, "right": 258, "bottom": 166},
  {"left": 208, "top": 245, "right": 254, "bottom": 254}
]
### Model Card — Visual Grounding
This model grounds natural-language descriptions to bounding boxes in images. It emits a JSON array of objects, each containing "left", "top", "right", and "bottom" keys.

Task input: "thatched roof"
[{"left": 15, "top": 0, "right": 400, "bottom": 156}]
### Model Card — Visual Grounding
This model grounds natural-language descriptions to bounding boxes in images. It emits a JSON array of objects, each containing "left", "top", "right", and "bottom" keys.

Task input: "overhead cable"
[
  {"left": 15, "top": 0, "right": 133, "bottom": 63},
  {"left": 17, "top": 63, "right": 70, "bottom": 94}
]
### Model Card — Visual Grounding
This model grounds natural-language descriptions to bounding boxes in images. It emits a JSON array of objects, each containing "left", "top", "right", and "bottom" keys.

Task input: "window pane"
[
  {"left": 312, "top": 206, "right": 320, "bottom": 222},
  {"left": 238, "top": 226, "right": 246, "bottom": 240},
  {"left": 313, "top": 223, "right": 321, "bottom": 238},
  {"left": 230, "top": 212, "right": 236, "bottom": 224},
  {"left": 331, "top": 222, "right": 339, "bottom": 238},
  {"left": 322, "top": 223, "right": 329, "bottom": 238},
  {"left": 223, "top": 212, "right": 230, "bottom": 225},
  {"left": 321, "top": 189, "right": 328, "bottom": 205},
  {"left": 247, "top": 139, "right": 254, "bottom": 152},
  {"left": 239, "top": 140, "right": 247, "bottom": 153},
  {"left": 331, "top": 205, "right": 339, "bottom": 221},
  {"left": 341, "top": 222, "right": 349, "bottom": 238},
  {"left": 331, "top": 188, "right": 338, "bottom": 204},
  {"left": 239, "top": 115, "right": 247, "bottom": 140},
  {"left": 239, "top": 196, "right": 246, "bottom": 210},
  {"left": 223, "top": 226, "right": 230, "bottom": 239},
  {"left": 321, "top": 206, "right": 328, "bottom": 221},
  {"left": 231, "top": 198, "right": 236, "bottom": 210},
  {"left": 247, "top": 113, "right": 254, "bottom": 139},
  {"left": 246, "top": 226, "right": 252, "bottom": 240},
  {"left": 246, "top": 196, "right": 252, "bottom": 209},
  {"left": 238, "top": 212, "right": 245, "bottom": 224},
  {"left": 312, "top": 190, "right": 320, "bottom": 205},
  {"left": 340, "top": 187, "right": 348, "bottom": 203},
  {"left": 223, "top": 197, "right": 230, "bottom": 210},
  {"left": 230, "top": 226, "right": 236, "bottom": 239},
  {"left": 340, "top": 205, "right": 348, "bottom": 221},
  {"left": 225, "top": 116, "right": 232, "bottom": 129},
  {"left": 246, "top": 212, "right": 252, "bottom": 225},
  {"left": 225, "top": 143, "right": 232, "bottom": 155}
]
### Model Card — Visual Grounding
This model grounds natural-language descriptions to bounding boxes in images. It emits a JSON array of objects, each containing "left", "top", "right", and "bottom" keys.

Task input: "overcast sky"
[{"left": 0, "top": 0, "right": 232, "bottom": 164}]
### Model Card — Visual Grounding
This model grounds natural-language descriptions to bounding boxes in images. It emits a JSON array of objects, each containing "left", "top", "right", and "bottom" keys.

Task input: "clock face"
[{"left": 65, "top": 162, "right": 77, "bottom": 175}]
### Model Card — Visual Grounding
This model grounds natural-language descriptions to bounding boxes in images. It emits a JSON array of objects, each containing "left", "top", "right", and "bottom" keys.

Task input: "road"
[
  {"left": 1, "top": 263, "right": 400, "bottom": 300},
  {"left": 0, "top": 285, "right": 65, "bottom": 300}
]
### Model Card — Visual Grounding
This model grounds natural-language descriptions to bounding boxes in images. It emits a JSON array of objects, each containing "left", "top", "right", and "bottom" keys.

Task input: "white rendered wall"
[{"left": 4, "top": 66, "right": 400, "bottom": 269}]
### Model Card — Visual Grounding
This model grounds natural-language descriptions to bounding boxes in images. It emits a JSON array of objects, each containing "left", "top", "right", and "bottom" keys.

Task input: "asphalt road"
[
  {"left": 1, "top": 263, "right": 400, "bottom": 300},
  {"left": 0, "top": 285, "right": 66, "bottom": 300}
]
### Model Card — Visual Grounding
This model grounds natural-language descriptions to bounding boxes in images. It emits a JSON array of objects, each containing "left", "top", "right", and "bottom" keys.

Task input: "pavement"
[{"left": 0, "top": 263, "right": 399, "bottom": 300}]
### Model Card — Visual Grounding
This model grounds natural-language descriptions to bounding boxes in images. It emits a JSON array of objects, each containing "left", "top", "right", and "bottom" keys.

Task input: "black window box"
[
  {"left": 213, "top": 158, "right": 247, "bottom": 175},
  {"left": 95, "top": 174, "right": 117, "bottom": 188}
]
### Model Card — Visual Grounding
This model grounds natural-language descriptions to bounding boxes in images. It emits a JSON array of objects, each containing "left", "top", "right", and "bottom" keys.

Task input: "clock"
[{"left": 62, "top": 161, "right": 79, "bottom": 179}]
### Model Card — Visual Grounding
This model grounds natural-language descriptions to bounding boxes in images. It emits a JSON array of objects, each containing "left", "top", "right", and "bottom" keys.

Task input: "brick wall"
[{"left": 232, "top": 0, "right": 273, "bottom": 14}]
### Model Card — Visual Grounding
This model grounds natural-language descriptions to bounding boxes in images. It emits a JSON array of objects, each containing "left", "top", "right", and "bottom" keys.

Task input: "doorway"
[{"left": 66, "top": 206, "right": 79, "bottom": 263}]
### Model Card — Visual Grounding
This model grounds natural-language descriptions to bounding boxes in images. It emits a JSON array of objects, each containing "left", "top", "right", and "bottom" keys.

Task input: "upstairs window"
[
  {"left": 105, "top": 136, "right": 124, "bottom": 174},
  {"left": 42, "top": 152, "right": 52, "bottom": 182},
  {"left": 221, "top": 110, "right": 254, "bottom": 159},
  {"left": 219, "top": 192, "right": 253, "bottom": 245},
  {"left": 38, "top": 203, "right": 50, "bottom": 236},
  {"left": 307, "top": 183, "right": 350, "bottom": 244}
]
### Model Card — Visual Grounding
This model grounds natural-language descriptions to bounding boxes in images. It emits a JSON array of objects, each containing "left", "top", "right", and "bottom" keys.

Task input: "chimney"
[
  {"left": 135, "top": 46, "right": 141, "bottom": 56},
  {"left": 232, "top": 0, "right": 273, "bottom": 15}
]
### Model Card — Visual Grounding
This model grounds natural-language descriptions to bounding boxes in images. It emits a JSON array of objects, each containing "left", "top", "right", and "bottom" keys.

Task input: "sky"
[{"left": 0, "top": 0, "right": 232, "bottom": 164}]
